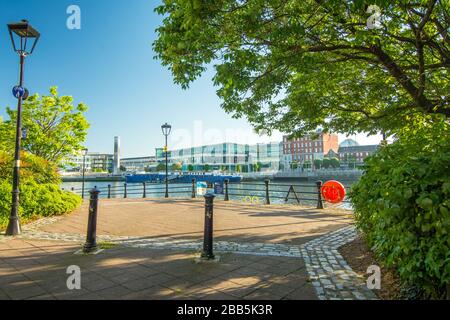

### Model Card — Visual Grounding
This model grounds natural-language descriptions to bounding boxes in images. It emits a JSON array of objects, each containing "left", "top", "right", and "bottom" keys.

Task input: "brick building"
[
  {"left": 338, "top": 143, "right": 379, "bottom": 165},
  {"left": 282, "top": 130, "right": 339, "bottom": 166}
]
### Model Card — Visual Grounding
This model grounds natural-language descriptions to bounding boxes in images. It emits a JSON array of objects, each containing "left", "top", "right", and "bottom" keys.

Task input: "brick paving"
[
  {"left": 36, "top": 198, "right": 353, "bottom": 245},
  {"left": 0, "top": 239, "right": 316, "bottom": 300},
  {"left": 0, "top": 199, "right": 377, "bottom": 300}
]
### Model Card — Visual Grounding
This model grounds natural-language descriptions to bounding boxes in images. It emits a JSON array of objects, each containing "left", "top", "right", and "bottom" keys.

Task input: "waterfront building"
[
  {"left": 90, "top": 153, "right": 114, "bottom": 172},
  {"left": 156, "top": 142, "right": 282, "bottom": 173},
  {"left": 338, "top": 141, "right": 379, "bottom": 165},
  {"left": 282, "top": 130, "right": 339, "bottom": 168},
  {"left": 62, "top": 152, "right": 113, "bottom": 173},
  {"left": 61, "top": 153, "right": 92, "bottom": 173},
  {"left": 256, "top": 142, "right": 283, "bottom": 171},
  {"left": 121, "top": 156, "right": 157, "bottom": 172}
]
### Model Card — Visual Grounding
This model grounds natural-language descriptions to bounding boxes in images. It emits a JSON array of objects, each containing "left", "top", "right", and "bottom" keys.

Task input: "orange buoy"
[{"left": 321, "top": 180, "right": 346, "bottom": 203}]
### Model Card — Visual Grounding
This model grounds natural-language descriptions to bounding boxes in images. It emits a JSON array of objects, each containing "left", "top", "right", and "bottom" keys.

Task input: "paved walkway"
[
  {"left": 0, "top": 239, "right": 317, "bottom": 300},
  {"left": 0, "top": 199, "right": 376, "bottom": 300},
  {"left": 37, "top": 198, "right": 353, "bottom": 245}
]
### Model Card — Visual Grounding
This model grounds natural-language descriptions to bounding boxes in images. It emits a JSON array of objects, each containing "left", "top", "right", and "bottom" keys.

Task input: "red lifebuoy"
[{"left": 321, "top": 180, "right": 346, "bottom": 203}]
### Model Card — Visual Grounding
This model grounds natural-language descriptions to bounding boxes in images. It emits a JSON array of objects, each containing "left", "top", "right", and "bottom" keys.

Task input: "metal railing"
[{"left": 63, "top": 178, "right": 351, "bottom": 209}]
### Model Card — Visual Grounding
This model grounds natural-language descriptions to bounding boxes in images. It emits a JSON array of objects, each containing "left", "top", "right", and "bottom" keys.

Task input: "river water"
[{"left": 62, "top": 179, "right": 356, "bottom": 209}]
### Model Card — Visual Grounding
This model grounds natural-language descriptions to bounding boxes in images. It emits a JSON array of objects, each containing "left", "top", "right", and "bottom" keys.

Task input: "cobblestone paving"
[
  {"left": 3, "top": 216, "right": 377, "bottom": 300},
  {"left": 302, "top": 225, "right": 378, "bottom": 300}
]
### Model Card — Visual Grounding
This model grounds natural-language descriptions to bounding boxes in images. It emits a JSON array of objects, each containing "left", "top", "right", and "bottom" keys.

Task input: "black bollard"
[
  {"left": 107, "top": 184, "right": 111, "bottom": 199},
  {"left": 201, "top": 193, "right": 215, "bottom": 260},
  {"left": 191, "top": 179, "right": 196, "bottom": 198},
  {"left": 83, "top": 188, "right": 100, "bottom": 253},
  {"left": 224, "top": 179, "right": 229, "bottom": 201},
  {"left": 264, "top": 179, "right": 271, "bottom": 205},
  {"left": 316, "top": 180, "right": 324, "bottom": 209},
  {"left": 124, "top": 183, "right": 127, "bottom": 198},
  {"left": 143, "top": 182, "right": 146, "bottom": 198}
]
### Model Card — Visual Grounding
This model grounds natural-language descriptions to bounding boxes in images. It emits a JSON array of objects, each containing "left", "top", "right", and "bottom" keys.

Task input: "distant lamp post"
[
  {"left": 5, "top": 20, "right": 40, "bottom": 236},
  {"left": 81, "top": 148, "right": 88, "bottom": 199},
  {"left": 161, "top": 123, "right": 172, "bottom": 198}
]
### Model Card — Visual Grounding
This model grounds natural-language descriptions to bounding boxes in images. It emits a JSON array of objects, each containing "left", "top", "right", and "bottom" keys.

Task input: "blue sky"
[{"left": 0, "top": 0, "right": 382, "bottom": 157}]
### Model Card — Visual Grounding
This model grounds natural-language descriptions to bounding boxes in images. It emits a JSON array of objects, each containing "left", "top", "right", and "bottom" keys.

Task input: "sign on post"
[
  {"left": 196, "top": 182, "right": 207, "bottom": 196},
  {"left": 214, "top": 182, "right": 224, "bottom": 195}
]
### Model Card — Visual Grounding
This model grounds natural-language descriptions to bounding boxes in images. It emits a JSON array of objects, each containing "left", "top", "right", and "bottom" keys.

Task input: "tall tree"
[
  {"left": 154, "top": 0, "right": 449, "bottom": 136},
  {"left": 1, "top": 87, "right": 89, "bottom": 164}
]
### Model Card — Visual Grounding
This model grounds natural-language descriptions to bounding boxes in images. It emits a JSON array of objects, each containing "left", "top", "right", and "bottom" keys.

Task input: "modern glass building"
[
  {"left": 121, "top": 156, "right": 157, "bottom": 172},
  {"left": 62, "top": 153, "right": 113, "bottom": 173},
  {"left": 156, "top": 142, "right": 282, "bottom": 173}
]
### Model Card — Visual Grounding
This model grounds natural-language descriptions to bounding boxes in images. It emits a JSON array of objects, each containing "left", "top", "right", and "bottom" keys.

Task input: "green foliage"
[
  {"left": 0, "top": 180, "right": 82, "bottom": 230},
  {"left": 1, "top": 86, "right": 89, "bottom": 165},
  {"left": 154, "top": 0, "right": 449, "bottom": 137},
  {"left": 0, "top": 150, "right": 60, "bottom": 184},
  {"left": 171, "top": 162, "right": 182, "bottom": 171},
  {"left": 156, "top": 163, "right": 167, "bottom": 171},
  {"left": 188, "top": 164, "right": 194, "bottom": 172},
  {"left": 313, "top": 159, "right": 322, "bottom": 169},
  {"left": 203, "top": 164, "right": 211, "bottom": 172},
  {"left": 322, "top": 158, "right": 331, "bottom": 169},
  {"left": 349, "top": 117, "right": 450, "bottom": 298},
  {"left": 330, "top": 157, "right": 340, "bottom": 169}
]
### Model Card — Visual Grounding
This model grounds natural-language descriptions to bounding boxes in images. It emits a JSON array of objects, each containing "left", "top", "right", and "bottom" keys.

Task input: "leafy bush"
[
  {"left": 0, "top": 180, "right": 81, "bottom": 230},
  {"left": 0, "top": 150, "right": 60, "bottom": 184},
  {"left": 349, "top": 117, "right": 450, "bottom": 299},
  {"left": 0, "top": 150, "right": 80, "bottom": 231}
]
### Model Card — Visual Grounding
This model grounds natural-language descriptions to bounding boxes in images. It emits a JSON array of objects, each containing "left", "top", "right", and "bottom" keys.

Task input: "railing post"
[
  {"left": 107, "top": 184, "right": 111, "bottom": 199},
  {"left": 264, "top": 179, "right": 271, "bottom": 205},
  {"left": 191, "top": 178, "right": 196, "bottom": 198},
  {"left": 316, "top": 180, "right": 324, "bottom": 209},
  {"left": 201, "top": 193, "right": 215, "bottom": 260},
  {"left": 224, "top": 179, "right": 229, "bottom": 201},
  {"left": 71, "top": 187, "right": 74, "bottom": 192},
  {"left": 124, "top": 183, "right": 127, "bottom": 198},
  {"left": 83, "top": 188, "right": 100, "bottom": 253},
  {"left": 143, "top": 182, "right": 146, "bottom": 198}
]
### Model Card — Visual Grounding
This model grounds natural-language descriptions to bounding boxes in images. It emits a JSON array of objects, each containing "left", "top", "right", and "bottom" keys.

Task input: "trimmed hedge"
[
  {"left": 349, "top": 118, "right": 450, "bottom": 299},
  {"left": 0, "top": 180, "right": 82, "bottom": 230}
]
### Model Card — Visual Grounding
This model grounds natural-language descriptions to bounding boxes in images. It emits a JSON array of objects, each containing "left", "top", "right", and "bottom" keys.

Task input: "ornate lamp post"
[
  {"left": 161, "top": 123, "right": 172, "bottom": 198},
  {"left": 81, "top": 148, "right": 88, "bottom": 199},
  {"left": 5, "top": 20, "right": 40, "bottom": 236}
]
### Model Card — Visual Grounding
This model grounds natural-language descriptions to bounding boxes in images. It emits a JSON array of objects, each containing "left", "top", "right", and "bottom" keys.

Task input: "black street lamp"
[
  {"left": 161, "top": 123, "right": 172, "bottom": 198},
  {"left": 81, "top": 148, "right": 88, "bottom": 199},
  {"left": 5, "top": 20, "right": 40, "bottom": 236}
]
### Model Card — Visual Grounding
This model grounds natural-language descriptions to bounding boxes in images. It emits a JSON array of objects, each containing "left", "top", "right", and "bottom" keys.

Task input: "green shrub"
[
  {"left": 0, "top": 150, "right": 60, "bottom": 184},
  {"left": 0, "top": 180, "right": 82, "bottom": 230},
  {"left": 349, "top": 117, "right": 450, "bottom": 299}
]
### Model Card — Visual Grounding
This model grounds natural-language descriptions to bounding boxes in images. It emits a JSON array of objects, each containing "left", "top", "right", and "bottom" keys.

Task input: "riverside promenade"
[{"left": 0, "top": 199, "right": 377, "bottom": 300}]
